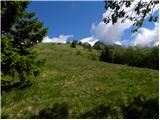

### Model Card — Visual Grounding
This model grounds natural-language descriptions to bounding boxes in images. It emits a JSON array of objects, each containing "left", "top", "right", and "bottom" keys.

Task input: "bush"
[{"left": 71, "top": 40, "right": 78, "bottom": 48}]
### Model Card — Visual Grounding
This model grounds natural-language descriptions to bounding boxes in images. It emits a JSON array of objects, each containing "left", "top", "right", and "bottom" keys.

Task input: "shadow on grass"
[
  {"left": 1, "top": 80, "right": 32, "bottom": 94},
  {"left": 122, "top": 95, "right": 159, "bottom": 119},
  {"left": 78, "top": 104, "right": 118, "bottom": 119},
  {"left": 1, "top": 94, "right": 158, "bottom": 119},
  {"left": 79, "top": 95, "right": 159, "bottom": 119},
  {"left": 31, "top": 102, "right": 69, "bottom": 119},
  {"left": 1, "top": 114, "right": 8, "bottom": 119}
]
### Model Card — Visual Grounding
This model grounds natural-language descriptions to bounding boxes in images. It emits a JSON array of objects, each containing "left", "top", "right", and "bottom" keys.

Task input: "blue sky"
[
  {"left": 27, "top": 1, "right": 105, "bottom": 40},
  {"left": 27, "top": 1, "right": 159, "bottom": 47}
]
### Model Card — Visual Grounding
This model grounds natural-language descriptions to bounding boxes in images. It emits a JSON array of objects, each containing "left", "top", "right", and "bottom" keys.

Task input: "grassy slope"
[{"left": 1, "top": 43, "right": 159, "bottom": 118}]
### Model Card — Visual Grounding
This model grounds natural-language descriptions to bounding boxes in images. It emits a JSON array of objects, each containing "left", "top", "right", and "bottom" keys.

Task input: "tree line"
[
  {"left": 69, "top": 40, "right": 158, "bottom": 70},
  {"left": 94, "top": 44, "right": 159, "bottom": 70}
]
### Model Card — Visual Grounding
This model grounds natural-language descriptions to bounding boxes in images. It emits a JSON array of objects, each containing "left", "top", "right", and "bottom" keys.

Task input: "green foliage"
[
  {"left": 104, "top": 0, "right": 159, "bottom": 32},
  {"left": 1, "top": 35, "right": 19, "bottom": 77},
  {"left": 100, "top": 45, "right": 159, "bottom": 69},
  {"left": 100, "top": 45, "right": 114, "bottom": 62},
  {"left": 1, "top": 1, "right": 48, "bottom": 85},
  {"left": 1, "top": 1, "right": 30, "bottom": 32},
  {"left": 144, "top": 47, "right": 159, "bottom": 69},
  {"left": 71, "top": 40, "right": 78, "bottom": 48}
]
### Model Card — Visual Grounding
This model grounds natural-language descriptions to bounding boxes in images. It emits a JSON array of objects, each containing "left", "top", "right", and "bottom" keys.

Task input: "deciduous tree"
[{"left": 103, "top": 0, "right": 159, "bottom": 32}]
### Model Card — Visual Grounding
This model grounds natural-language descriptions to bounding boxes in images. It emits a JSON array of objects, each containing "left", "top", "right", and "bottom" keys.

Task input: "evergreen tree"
[{"left": 1, "top": 1, "right": 48, "bottom": 85}]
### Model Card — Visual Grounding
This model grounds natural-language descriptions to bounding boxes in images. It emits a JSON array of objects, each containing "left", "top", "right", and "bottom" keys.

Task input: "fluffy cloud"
[
  {"left": 43, "top": 34, "right": 73, "bottom": 43},
  {"left": 132, "top": 23, "right": 159, "bottom": 47},
  {"left": 90, "top": 0, "right": 159, "bottom": 47},
  {"left": 91, "top": 20, "right": 133, "bottom": 45},
  {"left": 80, "top": 36, "right": 98, "bottom": 46},
  {"left": 90, "top": 0, "right": 138, "bottom": 45}
]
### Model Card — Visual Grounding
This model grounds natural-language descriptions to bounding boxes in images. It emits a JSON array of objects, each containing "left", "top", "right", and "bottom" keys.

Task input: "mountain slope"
[{"left": 1, "top": 43, "right": 159, "bottom": 118}]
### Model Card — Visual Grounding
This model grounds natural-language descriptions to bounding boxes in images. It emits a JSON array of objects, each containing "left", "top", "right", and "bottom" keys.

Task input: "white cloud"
[
  {"left": 80, "top": 36, "right": 98, "bottom": 46},
  {"left": 43, "top": 34, "right": 73, "bottom": 43},
  {"left": 132, "top": 23, "right": 159, "bottom": 47},
  {"left": 90, "top": 0, "right": 159, "bottom": 47},
  {"left": 91, "top": 20, "right": 133, "bottom": 45},
  {"left": 90, "top": 0, "right": 139, "bottom": 45},
  {"left": 42, "top": 1, "right": 159, "bottom": 48}
]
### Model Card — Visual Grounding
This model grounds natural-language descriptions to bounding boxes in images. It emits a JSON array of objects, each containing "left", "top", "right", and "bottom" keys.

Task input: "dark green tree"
[
  {"left": 103, "top": 0, "right": 159, "bottom": 32},
  {"left": 1, "top": 1, "right": 48, "bottom": 86},
  {"left": 99, "top": 45, "right": 158, "bottom": 70},
  {"left": 71, "top": 40, "right": 78, "bottom": 48}
]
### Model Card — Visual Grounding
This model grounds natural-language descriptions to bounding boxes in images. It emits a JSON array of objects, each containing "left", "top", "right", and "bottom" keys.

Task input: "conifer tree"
[{"left": 1, "top": 1, "right": 48, "bottom": 85}]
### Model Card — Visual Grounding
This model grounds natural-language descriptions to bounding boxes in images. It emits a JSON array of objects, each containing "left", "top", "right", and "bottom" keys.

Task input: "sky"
[
  {"left": 27, "top": 1, "right": 159, "bottom": 47},
  {"left": 27, "top": 1, "right": 105, "bottom": 40}
]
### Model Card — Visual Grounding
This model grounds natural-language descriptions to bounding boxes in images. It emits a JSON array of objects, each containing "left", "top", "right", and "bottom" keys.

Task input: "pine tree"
[{"left": 1, "top": 1, "right": 48, "bottom": 86}]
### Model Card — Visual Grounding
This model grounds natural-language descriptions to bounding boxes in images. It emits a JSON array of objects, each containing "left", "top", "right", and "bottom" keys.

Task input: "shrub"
[{"left": 71, "top": 40, "right": 78, "bottom": 48}]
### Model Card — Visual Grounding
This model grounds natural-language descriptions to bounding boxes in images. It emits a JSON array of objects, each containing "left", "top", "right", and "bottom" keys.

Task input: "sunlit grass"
[{"left": 1, "top": 43, "right": 158, "bottom": 118}]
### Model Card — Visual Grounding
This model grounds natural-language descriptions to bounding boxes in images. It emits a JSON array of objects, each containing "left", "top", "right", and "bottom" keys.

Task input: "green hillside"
[{"left": 1, "top": 43, "right": 159, "bottom": 118}]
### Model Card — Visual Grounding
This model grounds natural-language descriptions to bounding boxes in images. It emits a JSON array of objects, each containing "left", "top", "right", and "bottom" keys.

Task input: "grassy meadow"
[{"left": 1, "top": 43, "right": 159, "bottom": 118}]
